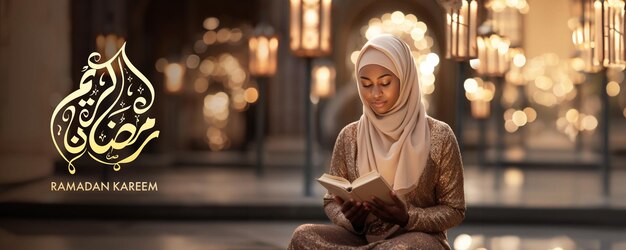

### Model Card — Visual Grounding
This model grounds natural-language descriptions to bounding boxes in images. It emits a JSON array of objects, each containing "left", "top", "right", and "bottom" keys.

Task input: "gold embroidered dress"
[{"left": 288, "top": 116, "right": 465, "bottom": 249}]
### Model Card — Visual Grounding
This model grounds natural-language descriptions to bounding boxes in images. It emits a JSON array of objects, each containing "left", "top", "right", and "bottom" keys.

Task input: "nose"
[{"left": 372, "top": 85, "right": 382, "bottom": 98}]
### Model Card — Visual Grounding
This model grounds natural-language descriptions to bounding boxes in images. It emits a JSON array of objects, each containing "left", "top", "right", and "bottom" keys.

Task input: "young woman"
[{"left": 288, "top": 34, "right": 465, "bottom": 249}]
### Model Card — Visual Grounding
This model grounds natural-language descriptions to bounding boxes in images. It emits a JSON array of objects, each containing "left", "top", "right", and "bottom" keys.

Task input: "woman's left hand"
[{"left": 364, "top": 191, "right": 409, "bottom": 227}]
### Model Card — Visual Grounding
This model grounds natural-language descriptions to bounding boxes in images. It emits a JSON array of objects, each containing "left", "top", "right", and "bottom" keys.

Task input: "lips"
[{"left": 371, "top": 101, "right": 386, "bottom": 108}]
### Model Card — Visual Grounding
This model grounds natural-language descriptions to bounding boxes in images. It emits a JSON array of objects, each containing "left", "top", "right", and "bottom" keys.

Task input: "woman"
[{"left": 288, "top": 34, "right": 465, "bottom": 249}]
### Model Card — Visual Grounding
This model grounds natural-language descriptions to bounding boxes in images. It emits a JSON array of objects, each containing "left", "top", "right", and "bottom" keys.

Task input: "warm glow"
[
  {"left": 96, "top": 34, "right": 125, "bottom": 61},
  {"left": 488, "top": 0, "right": 528, "bottom": 46},
  {"left": 506, "top": 48, "right": 526, "bottom": 85},
  {"left": 476, "top": 34, "right": 511, "bottom": 76},
  {"left": 232, "top": 88, "right": 248, "bottom": 111},
  {"left": 230, "top": 28, "right": 243, "bottom": 42},
  {"left": 504, "top": 107, "right": 535, "bottom": 132},
  {"left": 199, "top": 59, "right": 216, "bottom": 76},
  {"left": 164, "top": 63, "right": 185, "bottom": 93},
  {"left": 188, "top": 18, "right": 256, "bottom": 152},
  {"left": 513, "top": 53, "right": 526, "bottom": 67},
  {"left": 607, "top": 81, "right": 621, "bottom": 96},
  {"left": 471, "top": 101, "right": 490, "bottom": 119},
  {"left": 523, "top": 107, "right": 537, "bottom": 122},
  {"left": 570, "top": 57, "right": 586, "bottom": 71},
  {"left": 358, "top": 11, "right": 440, "bottom": 103},
  {"left": 204, "top": 92, "right": 230, "bottom": 122},
  {"left": 391, "top": 11, "right": 404, "bottom": 24},
  {"left": 566, "top": 109, "right": 579, "bottom": 123},
  {"left": 535, "top": 76, "right": 553, "bottom": 91},
  {"left": 574, "top": 0, "right": 626, "bottom": 71},
  {"left": 504, "top": 167, "right": 524, "bottom": 188},
  {"left": 453, "top": 234, "right": 472, "bottom": 250},
  {"left": 505, "top": 120, "right": 519, "bottom": 133},
  {"left": 469, "top": 59, "right": 480, "bottom": 69},
  {"left": 206, "top": 127, "right": 228, "bottom": 151},
  {"left": 446, "top": 0, "right": 478, "bottom": 60},
  {"left": 464, "top": 78, "right": 478, "bottom": 93},
  {"left": 492, "top": 236, "right": 521, "bottom": 250},
  {"left": 504, "top": 108, "right": 515, "bottom": 120},
  {"left": 466, "top": 77, "right": 495, "bottom": 119},
  {"left": 249, "top": 34, "right": 279, "bottom": 77},
  {"left": 511, "top": 110, "right": 528, "bottom": 126},
  {"left": 312, "top": 65, "right": 336, "bottom": 98},
  {"left": 581, "top": 115, "right": 598, "bottom": 130},
  {"left": 203, "top": 31, "right": 217, "bottom": 45},
  {"left": 350, "top": 51, "right": 360, "bottom": 65},
  {"left": 203, "top": 17, "right": 220, "bottom": 30},
  {"left": 186, "top": 54, "right": 200, "bottom": 69},
  {"left": 602, "top": 0, "right": 626, "bottom": 68},
  {"left": 290, "top": 0, "right": 332, "bottom": 57},
  {"left": 556, "top": 107, "right": 599, "bottom": 140},
  {"left": 244, "top": 87, "right": 259, "bottom": 103},
  {"left": 194, "top": 77, "right": 209, "bottom": 93},
  {"left": 155, "top": 58, "right": 168, "bottom": 72},
  {"left": 216, "top": 28, "right": 231, "bottom": 43},
  {"left": 525, "top": 53, "right": 580, "bottom": 108}
]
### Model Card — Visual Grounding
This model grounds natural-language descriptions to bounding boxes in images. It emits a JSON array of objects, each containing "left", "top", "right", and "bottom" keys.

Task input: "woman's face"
[{"left": 358, "top": 64, "right": 400, "bottom": 114}]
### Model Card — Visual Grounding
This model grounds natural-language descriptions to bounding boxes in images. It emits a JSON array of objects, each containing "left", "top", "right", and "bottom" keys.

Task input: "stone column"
[{"left": 0, "top": 0, "right": 71, "bottom": 184}]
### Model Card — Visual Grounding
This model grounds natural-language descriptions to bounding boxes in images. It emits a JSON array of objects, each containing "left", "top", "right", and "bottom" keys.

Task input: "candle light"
[
  {"left": 164, "top": 63, "right": 185, "bottom": 93},
  {"left": 311, "top": 63, "right": 336, "bottom": 99}
]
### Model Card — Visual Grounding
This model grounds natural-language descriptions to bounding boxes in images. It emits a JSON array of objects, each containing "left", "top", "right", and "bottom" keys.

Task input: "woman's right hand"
[{"left": 334, "top": 196, "right": 370, "bottom": 232}]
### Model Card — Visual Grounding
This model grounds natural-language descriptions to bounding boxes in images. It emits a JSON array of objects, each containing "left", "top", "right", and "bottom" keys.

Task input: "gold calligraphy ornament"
[{"left": 50, "top": 43, "right": 160, "bottom": 174}]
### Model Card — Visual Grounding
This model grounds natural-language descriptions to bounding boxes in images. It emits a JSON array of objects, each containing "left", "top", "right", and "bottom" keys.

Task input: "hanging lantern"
[
  {"left": 311, "top": 60, "right": 336, "bottom": 101},
  {"left": 487, "top": 0, "right": 529, "bottom": 47},
  {"left": 473, "top": 32, "right": 511, "bottom": 77},
  {"left": 249, "top": 23, "right": 279, "bottom": 77},
  {"left": 598, "top": 0, "right": 625, "bottom": 68},
  {"left": 444, "top": 0, "right": 478, "bottom": 60},
  {"left": 164, "top": 62, "right": 185, "bottom": 93},
  {"left": 289, "top": 0, "right": 332, "bottom": 57},
  {"left": 573, "top": 0, "right": 625, "bottom": 72}
]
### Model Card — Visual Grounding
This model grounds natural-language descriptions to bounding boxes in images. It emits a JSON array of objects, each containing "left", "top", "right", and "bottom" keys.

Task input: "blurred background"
[{"left": 1, "top": 0, "right": 626, "bottom": 249}]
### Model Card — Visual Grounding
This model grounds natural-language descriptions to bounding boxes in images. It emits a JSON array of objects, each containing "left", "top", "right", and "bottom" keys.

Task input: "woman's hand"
[
  {"left": 364, "top": 191, "right": 409, "bottom": 227},
  {"left": 334, "top": 196, "right": 369, "bottom": 232}
]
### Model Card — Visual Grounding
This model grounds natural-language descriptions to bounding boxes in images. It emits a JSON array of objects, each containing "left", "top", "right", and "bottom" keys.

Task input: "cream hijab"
[{"left": 355, "top": 34, "right": 430, "bottom": 195}]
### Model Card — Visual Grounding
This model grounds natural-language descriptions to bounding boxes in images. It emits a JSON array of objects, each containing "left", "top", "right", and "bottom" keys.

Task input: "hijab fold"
[{"left": 355, "top": 34, "right": 430, "bottom": 195}]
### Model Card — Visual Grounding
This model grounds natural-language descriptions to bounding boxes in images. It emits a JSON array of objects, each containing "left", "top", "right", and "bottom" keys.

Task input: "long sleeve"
[
  {"left": 402, "top": 124, "right": 466, "bottom": 233},
  {"left": 323, "top": 125, "right": 367, "bottom": 235}
]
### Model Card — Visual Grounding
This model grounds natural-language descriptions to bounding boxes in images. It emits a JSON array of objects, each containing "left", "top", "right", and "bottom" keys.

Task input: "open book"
[{"left": 317, "top": 170, "right": 394, "bottom": 204}]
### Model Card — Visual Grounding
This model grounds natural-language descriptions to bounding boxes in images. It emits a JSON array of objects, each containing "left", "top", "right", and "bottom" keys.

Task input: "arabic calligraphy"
[{"left": 50, "top": 43, "right": 160, "bottom": 174}]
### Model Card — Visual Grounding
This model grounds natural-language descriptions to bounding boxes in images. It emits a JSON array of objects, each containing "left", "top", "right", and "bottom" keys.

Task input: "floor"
[
  {"left": 1, "top": 163, "right": 625, "bottom": 209},
  {"left": 1, "top": 219, "right": 625, "bottom": 250},
  {"left": 1, "top": 149, "right": 626, "bottom": 249}
]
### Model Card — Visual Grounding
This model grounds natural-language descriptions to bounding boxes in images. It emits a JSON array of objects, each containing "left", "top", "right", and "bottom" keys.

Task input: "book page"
[
  {"left": 352, "top": 173, "right": 394, "bottom": 204},
  {"left": 317, "top": 174, "right": 355, "bottom": 202},
  {"left": 317, "top": 174, "right": 351, "bottom": 190},
  {"left": 351, "top": 170, "right": 379, "bottom": 188},
  {"left": 317, "top": 179, "right": 353, "bottom": 202}
]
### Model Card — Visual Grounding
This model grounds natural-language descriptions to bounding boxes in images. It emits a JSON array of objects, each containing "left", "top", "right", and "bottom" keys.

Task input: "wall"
[
  {"left": 524, "top": 0, "right": 574, "bottom": 60},
  {"left": 0, "top": 0, "right": 70, "bottom": 183}
]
